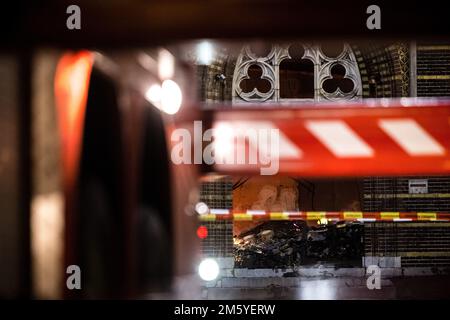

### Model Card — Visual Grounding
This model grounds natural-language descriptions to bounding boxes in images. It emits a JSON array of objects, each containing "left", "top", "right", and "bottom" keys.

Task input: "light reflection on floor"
[
  {"left": 201, "top": 275, "right": 450, "bottom": 300},
  {"left": 297, "top": 279, "right": 338, "bottom": 300}
]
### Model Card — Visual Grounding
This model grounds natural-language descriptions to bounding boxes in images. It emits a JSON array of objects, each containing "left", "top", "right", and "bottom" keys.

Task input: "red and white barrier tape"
[{"left": 203, "top": 99, "right": 450, "bottom": 176}]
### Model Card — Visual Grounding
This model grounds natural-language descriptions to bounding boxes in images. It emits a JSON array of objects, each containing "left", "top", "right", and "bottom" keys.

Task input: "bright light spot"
[
  {"left": 197, "top": 226, "right": 208, "bottom": 239},
  {"left": 31, "top": 192, "right": 64, "bottom": 297},
  {"left": 197, "top": 41, "right": 214, "bottom": 65},
  {"left": 195, "top": 202, "right": 209, "bottom": 215},
  {"left": 198, "top": 258, "right": 220, "bottom": 281},
  {"left": 213, "top": 123, "right": 234, "bottom": 160},
  {"left": 145, "top": 84, "right": 162, "bottom": 105},
  {"left": 161, "top": 80, "right": 182, "bottom": 114},
  {"left": 145, "top": 80, "right": 182, "bottom": 114},
  {"left": 158, "top": 49, "right": 175, "bottom": 80},
  {"left": 319, "top": 218, "right": 328, "bottom": 225}
]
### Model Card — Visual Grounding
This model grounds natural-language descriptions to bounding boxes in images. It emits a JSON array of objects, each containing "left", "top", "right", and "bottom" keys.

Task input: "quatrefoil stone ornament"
[
  {"left": 239, "top": 64, "right": 271, "bottom": 94},
  {"left": 322, "top": 64, "right": 355, "bottom": 94}
]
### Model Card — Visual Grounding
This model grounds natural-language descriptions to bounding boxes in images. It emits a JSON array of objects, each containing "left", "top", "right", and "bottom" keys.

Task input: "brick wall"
[{"left": 197, "top": 49, "right": 235, "bottom": 103}]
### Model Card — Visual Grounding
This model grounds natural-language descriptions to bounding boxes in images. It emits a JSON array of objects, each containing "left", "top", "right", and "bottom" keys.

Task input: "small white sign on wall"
[{"left": 408, "top": 179, "right": 428, "bottom": 194}]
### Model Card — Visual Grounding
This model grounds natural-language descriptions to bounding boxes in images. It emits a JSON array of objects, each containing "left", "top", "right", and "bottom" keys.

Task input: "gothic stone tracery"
[{"left": 232, "top": 43, "right": 362, "bottom": 103}]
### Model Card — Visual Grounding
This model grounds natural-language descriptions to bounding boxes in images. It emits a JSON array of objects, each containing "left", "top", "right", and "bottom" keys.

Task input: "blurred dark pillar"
[{"left": 0, "top": 52, "right": 32, "bottom": 299}]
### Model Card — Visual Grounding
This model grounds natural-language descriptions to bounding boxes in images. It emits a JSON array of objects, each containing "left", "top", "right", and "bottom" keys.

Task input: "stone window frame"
[{"left": 232, "top": 43, "right": 362, "bottom": 104}]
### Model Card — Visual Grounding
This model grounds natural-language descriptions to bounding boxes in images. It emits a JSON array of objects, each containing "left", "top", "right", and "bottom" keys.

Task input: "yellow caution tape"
[
  {"left": 380, "top": 212, "right": 400, "bottom": 219},
  {"left": 233, "top": 214, "right": 253, "bottom": 221},
  {"left": 343, "top": 212, "right": 363, "bottom": 219},
  {"left": 199, "top": 214, "right": 217, "bottom": 221},
  {"left": 417, "top": 212, "right": 437, "bottom": 220},
  {"left": 306, "top": 212, "right": 326, "bottom": 220},
  {"left": 270, "top": 212, "right": 290, "bottom": 220}
]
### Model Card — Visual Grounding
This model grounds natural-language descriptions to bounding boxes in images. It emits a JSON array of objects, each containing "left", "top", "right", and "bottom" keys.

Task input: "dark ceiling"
[{"left": 3, "top": 0, "right": 450, "bottom": 48}]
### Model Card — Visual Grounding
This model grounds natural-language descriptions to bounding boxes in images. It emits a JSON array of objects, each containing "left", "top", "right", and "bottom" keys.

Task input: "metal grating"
[
  {"left": 199, "top": 177, "right": 232, "bottom": 209},
  {"left": 364, "top": 222, "right": 450, "bottom": 267},
  {"left": 201, "top": 221, "right": 234, "bottom": 257},
  {"left": 362, "top": 176, "right": 450, "bottom": 212},
  {"left": 417, "top": 44, "right": 450, "bottom": 97},
  {"left": 199, "top": 177, "right": 233, "bottom": 257},
  {"left": 401, "top": 256, "right": 450, "bottom": 267}
]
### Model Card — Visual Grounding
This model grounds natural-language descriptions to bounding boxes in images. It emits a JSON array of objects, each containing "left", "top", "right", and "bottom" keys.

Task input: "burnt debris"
[{"left": 234, "top": 221, "right": 363, "bottom": 269}]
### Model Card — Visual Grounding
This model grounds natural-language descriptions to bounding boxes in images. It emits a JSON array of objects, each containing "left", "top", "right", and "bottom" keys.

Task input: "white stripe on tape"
[
  {"left": 305, "top": 120, "right": 374, "bottom": 157},
  {"left": 357, "top": 218, "right": 377, "bottom": 222},
  {"left": 210, "top": 209, "right": 230, "bottom": 215},
  {"left": 379, "top": 119, "right": 445, "bottom": 156},
  {"left": 246, "top": 210, "right": 266, "bottom": 215}
]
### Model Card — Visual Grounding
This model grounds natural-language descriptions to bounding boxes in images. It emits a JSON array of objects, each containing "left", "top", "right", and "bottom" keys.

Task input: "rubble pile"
[
  {"left": 234, "top": 221, "right": 363, "bottom": 269},
  {"left": 234, "top": 221, "right": 307, "bottom": 269},
  {"left": 307, "top": 222, "right": 363, "bottom": 260}
]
